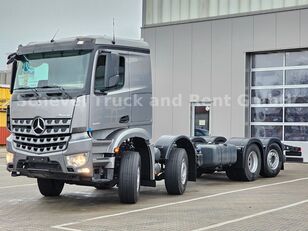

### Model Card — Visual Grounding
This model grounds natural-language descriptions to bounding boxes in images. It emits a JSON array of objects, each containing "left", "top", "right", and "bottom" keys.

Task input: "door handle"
[{"left": 119, "top": 115, "right": 129, "bottom": 123}]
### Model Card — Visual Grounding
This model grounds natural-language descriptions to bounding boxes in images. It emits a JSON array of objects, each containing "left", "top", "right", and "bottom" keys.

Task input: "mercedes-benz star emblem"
[{"left": 32, "top": 117, "right": 46, "bottom": 135}]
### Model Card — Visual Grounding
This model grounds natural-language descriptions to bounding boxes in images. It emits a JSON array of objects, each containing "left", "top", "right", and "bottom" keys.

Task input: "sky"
[{"left": 0, "top": 0, "right": 142, "bottom": 69}]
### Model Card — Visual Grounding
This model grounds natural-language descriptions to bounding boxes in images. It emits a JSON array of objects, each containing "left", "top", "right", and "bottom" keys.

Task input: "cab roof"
[{"left": 17, "top": 35, "right": 150, "bottom": 55}]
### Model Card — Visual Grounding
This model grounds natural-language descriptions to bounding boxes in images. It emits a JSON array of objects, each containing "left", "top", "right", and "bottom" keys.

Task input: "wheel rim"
[
  {"left": 267, "top": 149, "right": 279, "bottom": 170},
  {"left": 247, "top": 151, "right": 258, "bottom": 173},
  {"left": 136, "top": 166, "right": 140, "bottom": 192},
  {"left": 180, "top": 159, "right": 187, "bottom": 185}
]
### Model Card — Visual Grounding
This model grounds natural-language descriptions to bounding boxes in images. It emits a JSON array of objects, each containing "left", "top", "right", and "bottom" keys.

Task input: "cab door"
[{"left": 89, "top": 51, "right": 131, "bottom": 132}]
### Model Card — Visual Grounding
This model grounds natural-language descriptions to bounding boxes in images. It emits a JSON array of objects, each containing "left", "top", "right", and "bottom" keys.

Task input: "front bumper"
[{"left": 6, "top": 133, "right": 116, "bottom": 184}]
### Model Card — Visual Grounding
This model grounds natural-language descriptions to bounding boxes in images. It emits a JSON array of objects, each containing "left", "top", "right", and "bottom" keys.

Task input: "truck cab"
[{"left": 6, "top": 37, "right": 158, "bottom": 201}]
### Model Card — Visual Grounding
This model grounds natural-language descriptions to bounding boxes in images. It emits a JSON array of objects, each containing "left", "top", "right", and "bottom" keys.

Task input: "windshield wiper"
[
  {"left": 14, "top": 87, "right": 39, "bottom": 97},
  {"left": 38, "top": 85, "right": 72, "bottom": 99}
]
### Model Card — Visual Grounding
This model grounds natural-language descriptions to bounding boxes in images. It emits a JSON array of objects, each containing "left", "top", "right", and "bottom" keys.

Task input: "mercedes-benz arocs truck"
[{"left": 5, "top": 36, "right": 285, "bottom": 203}]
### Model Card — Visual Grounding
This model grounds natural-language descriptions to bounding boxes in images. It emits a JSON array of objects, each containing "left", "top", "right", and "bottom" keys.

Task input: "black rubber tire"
[
  {"left": 260, "top": 143, "right": 283, "bottom": 178},
  {"left": 118, "top": 151, "right": 141, "bottom": 204},
  {"left": 226, "top": 144, "right": 261, "bottom": 182},
  {"left": 37, "top": 178, "right": 64, "bottom": 197},
  {"left": 165, "top": 148, "right": 188, "bottom": 195},
  {"left": 225, "top": 168, "right": 241, "bottom": 181}
]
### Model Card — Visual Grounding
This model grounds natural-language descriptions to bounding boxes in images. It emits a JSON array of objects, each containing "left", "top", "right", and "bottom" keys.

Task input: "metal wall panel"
[
  {"left": 142, "top": 8, "right": 308, "bottom": 161},
  {"left": 276, "top": 11, "right": 300, "bottom": 49},
  {"left": 211, "top": 19, "right": 232, "bottom": 137},
  {"left": 231, "top": 17, "right": 254, "bottom": 137},
  {"left": 191, "top": 21, "right": 212, "bottom": 99},
  {"left": 144, "top": 0, "right": 308, "bottom": 26},
  {"left": 152, "top": 27, "right": 174, "bottom": 140},
  {"left": 300, "top": 9, "right": 308, "bottom": 47},
  {"left": 253, "top": 14, "right": 276, "bottom": 51},
  {"left": 172, "top": 24, "right": 192, "bottom": 135}
]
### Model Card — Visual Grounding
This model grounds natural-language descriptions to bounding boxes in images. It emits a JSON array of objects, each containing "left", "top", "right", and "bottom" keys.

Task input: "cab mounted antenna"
[
  {"left": 112, "top": 18, "right": 116, "bottom": 45},
  {"left": 50, "top": 29, "right": 59, "bottom": 43}
]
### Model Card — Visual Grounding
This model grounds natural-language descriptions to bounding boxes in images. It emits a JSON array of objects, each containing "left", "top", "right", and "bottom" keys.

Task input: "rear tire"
[
  {"left": 260, "top": 143, "right": 283, "bottom": 178},
  {"left": 118, "top": 151, "right": 141, "bottom": 204},
  {"left": 37, "top": 178, "right": 64, "bottom": 197},
  {"left": 165, "top": 148, "right": 188, "bottom": 195},
  {"left": 226, "top": 144, "right": 261, "bottom": 181},
  {"left": 225, "top": 168, "right": 241, "bottom": 181}
]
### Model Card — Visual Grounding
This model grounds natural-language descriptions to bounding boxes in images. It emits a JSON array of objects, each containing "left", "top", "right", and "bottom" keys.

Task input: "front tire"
[
  {"left": 260, "top": 143, "right": 283, "bottom": 178},
  {"left": 165, "top": 148, "right": 188, "bottom": 195},
  {"left": 37, "top": 178, "right": 64, "bottom": 197},
  {"left": 118, "top": 151, "right": 141, "bottom": 204}
]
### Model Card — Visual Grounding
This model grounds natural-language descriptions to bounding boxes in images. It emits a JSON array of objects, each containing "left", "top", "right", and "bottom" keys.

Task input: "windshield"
[{"left": 14, "top": 50, "right": 91, "bottom": 90}]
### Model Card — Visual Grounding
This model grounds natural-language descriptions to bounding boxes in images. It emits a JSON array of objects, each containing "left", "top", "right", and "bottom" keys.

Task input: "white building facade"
[{"left": 141, "top": 0, "right": 308, "bottom": 162}]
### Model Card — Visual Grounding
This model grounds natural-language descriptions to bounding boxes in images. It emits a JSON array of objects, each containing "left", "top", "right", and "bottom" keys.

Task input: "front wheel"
[
  {"left": 260, "top": 143, "right": 283, "bottom": 178},
  {"left": 165, "top": 148, "right": 188, "bottom": 195},
  {"left": 118, "top": 151, "right": 141, "bottom": 204},
  {"left": 37, "top": 178, "right": 64, "bottom": 197}
]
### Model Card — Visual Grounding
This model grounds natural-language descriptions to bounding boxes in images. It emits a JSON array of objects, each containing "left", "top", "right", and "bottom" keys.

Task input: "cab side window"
[
  {"left": 94, "top": 55, "right": 125, "bottom": 92},
  {"left": 94, "top": 55, "right": 106, "bottom": 92}
]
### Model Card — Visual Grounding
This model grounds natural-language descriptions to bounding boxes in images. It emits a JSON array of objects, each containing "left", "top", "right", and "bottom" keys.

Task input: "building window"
[
  {"left": 250, "top": 50, "right": 308, "bottom": 141},
  {"left": 191, "top": 102, "right": 211, "bottom": 137},
  {"left": 144, "top": 0, "right": 308, "bottom": 25}
]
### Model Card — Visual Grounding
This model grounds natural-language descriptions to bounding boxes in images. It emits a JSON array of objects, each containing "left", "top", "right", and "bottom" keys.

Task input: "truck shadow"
[
  {"left": 197, "top": 172, "right": 232, "bottom": 182},
  {"left": 37, "top": 186, "right": 167, "bottom": 209}
]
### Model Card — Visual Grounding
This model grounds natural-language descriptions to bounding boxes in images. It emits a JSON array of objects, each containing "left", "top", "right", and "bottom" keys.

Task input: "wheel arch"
[
  {"left": 190, "top": 136, "right": 227, "bottom": 145},
  {"left": 155, "top": 135, "right": 196, "bottom": 181},
  {"left": 105, "top": 128, "right": 154, "bottom": 181},
  {"left": 226, "top": 137, "right": 264, "bottom": 168}
]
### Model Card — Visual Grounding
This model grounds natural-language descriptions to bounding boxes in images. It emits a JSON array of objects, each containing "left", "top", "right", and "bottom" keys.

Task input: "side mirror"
[
  {"left": 105, "top": 53, "right": 120, "bottom": 89},
  {"left": 7, "top": 53, "right": 17, "bottom": 65}
]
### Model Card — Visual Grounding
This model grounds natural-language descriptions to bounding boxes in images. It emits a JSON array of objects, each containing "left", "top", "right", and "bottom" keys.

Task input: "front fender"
[
  {"left": 106, "top": 128, "right": 151, "bottom": 153},
  {"left": 92, "top": 128, "right": 151, "bottom": 154}
]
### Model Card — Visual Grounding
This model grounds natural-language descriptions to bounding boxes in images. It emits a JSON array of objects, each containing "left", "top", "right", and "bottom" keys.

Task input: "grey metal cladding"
[
  {"left": 91, "top": 128, "right": 151, "bottom": 154},
  {"left": 17, "top": 39, "right": 96, "bottom": 55},
  {"left": 10, "top": 99, "right": 76, "bottom": 119},
  {"left": 106, "top": 128, "right": 151, "bottom": 152},
  {"left": 71, "top": 95, "right": 89, "bottom": 131}
]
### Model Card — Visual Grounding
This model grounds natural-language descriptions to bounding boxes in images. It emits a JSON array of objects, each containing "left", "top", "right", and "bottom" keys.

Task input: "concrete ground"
[{"left": 0, "top": 150, "right": 307, "bottom": 231}]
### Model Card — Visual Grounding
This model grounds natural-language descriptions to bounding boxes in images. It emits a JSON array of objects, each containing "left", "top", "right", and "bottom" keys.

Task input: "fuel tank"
[{"left": 198, "top": 143, "right": 237, "bottom": 168}]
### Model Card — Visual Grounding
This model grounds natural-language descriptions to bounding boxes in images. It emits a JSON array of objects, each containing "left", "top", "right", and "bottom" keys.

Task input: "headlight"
[
  {"left": 6, "top": 152, "right": 14, "bottom": 164},
  {"left": 66, "top": 153, "right": 88, "bottom": 168}
]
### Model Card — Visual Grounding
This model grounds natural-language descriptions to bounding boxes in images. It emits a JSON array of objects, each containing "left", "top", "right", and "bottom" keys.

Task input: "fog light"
[
  {"left": 77, "top": 168, "right": 90, "bottom": 174},
  {"left": 6, "top": 152, "right": 14, "bottom": 164},
  {"left": 66, "top": 153, "right": 88, "bottom": 168}
]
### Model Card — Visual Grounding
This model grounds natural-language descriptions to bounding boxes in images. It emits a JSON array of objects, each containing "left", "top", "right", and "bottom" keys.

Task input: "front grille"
[{"left": 12, "top": 118, "right": 71, "bottom": 154}]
